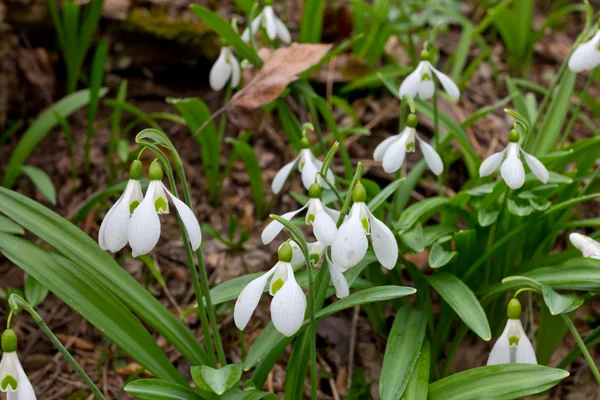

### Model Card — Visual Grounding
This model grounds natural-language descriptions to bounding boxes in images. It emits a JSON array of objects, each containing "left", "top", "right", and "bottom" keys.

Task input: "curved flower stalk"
[
  {"left": 209, "top": 45, "right": 241, "bottom": 91},
  {"left": 234, "top": 241, "right": 306, "bottom": 337},
  {"left": 487, "top": 298, "right": 537, "bottom": 365},
  {"left": 272, "top": 137, "right": 335, "bottom": 194},
  {"left": 262, "top": 183, "right": 338, "bottom": 245},
  {"left": 0, "top": 329, "right": 36, "bottom": 399},
  {"left": 569, "top": 29, "right": 600, "bottom": 72},
  {"left": 374, "top": 113, "right": 443, "bottom": 175},
  {"left": 127, "top": 160, "right": 202, "bottom": 257},
  {"left": 241, "top": 0, "right": 291, "bottom": 44},
  {"left": 479, "top": 129, "right": 549, "bottom": 190},
  {"left": 331, "top": 182, "right": 398, "bottom": 270},
  {"left": 399, "top": 49, "right": 460, "bottom": 101},
  {"left": 98, "top": 160, "right": 144, "bottom": 252},
  {"left": 570, "top": 232, "right": 600, "bottom": 259}
]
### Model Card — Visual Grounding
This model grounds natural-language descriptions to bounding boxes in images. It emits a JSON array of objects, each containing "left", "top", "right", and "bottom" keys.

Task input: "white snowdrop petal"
[
  {"left": 569, "top": 233, "right": 600, "bottom": 258},
  {"left": 234, "top": 267, "right": 276, "bottom": 330},
  {"left": 274, "top": 16, "right": 292, "bottom": 44},
  {"left": 515, "top": 321, "right": 537, "bottom": 364},
  {"left": 331, "top": 210, "right": 368, "bottom": 269},
  {"left": 312, "top": 210, "right": 337, "bottom": 246},
  {"left": 164, "top": 186, "right": 202, "bottom": 251},
  {"left": 153, "top": 181, "right": 169, "bottom": 214},
  {"left": 308, "top": 241, "right": 326, "bottom": 265},
  {"left": 209, "top": 48, "right": 231, "bottom": 91},
  {"left": 311, "top": 157, "right": 335, "bottom": 189},
  {"left": 263, "top": 6, "right": 278, "bottom": 40},
  {"left": 0, "top": 352, "right": 18, "bottom": 392},
  {"left": 272, "top": 156, "right": 299, "bottom": 194},
  {"left": 271, "top": 265, "right": 307, "bottom": 337},
  {"left": 300, "top": 154, "right": 320, "bottom": 190},
  {"left": 229, "top": 51, "right": 241, "bottom": 88},
  {"left": 382, "top": 132, "right": 409, "bottom": 173},
  {"left": 241, "top": 12, "right": 263, "bottom": 42},
  {"left": 373, "top": 135, "right": 401, "bottom": 162},
  {"left": 399, "top": 65, "right": 423, "bottom": 99},
  {"left": 487, "top": 322, "right": 511, "bottom": 365},
  {"left": 521, "top": 149, "right": 549, "bottom": 184},
  {"left": 128, "top": 183, "right": 161, "bottom": 257},
  {"left": 269, "top": 261, "right": 289, "bottom": 295},
  {"left": 103, "top": 196, "right": 132, "bottom": 253},
  {"left": 323, "top": 205, "right": 340, "bottom": 225},
  {"left": 418, "top": 79, "right": 435, "bottom": 100},
  {"left": 501, "top": 156, "right": 525, "bottom": 190},
  {"left": 568, "top": 32, "right": 600, "bottom": 72},
  {"left": 479, "top": 150, "right": 506, "bottom": 177},
  {"left": 328, "top": 263, "right": 349, "bottom": 298},
  {"left": 417, "top": 136, "right": 444, "bottom": 176},
  {"left": 13, "top": 355, "right": 36, "bottom": 400},
  {"left": 98, "top": 195, "right": 121, "bottom": 250},
  {"left": 261, "top": 205, "right": 307, "bottom": 245},
  {"left": 289, "top": 240, "right": 305, "bottom": 266},
  {"left": 368, "top": 211, "right": 398, "bottom": 269},
  {"left": 431, "top": 66, "right": 460, "bottom": 100}
]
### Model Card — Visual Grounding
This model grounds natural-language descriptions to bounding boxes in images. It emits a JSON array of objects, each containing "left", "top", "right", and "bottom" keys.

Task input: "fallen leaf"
[
  {"left": 56, "top": 334, "right": 95, "bottom": 351},
  {"left": 231, "top": 43, "right": 333, "bottom": 110},
  {"left": 116, "top": 362, "right": 155, "bottom": 378}
]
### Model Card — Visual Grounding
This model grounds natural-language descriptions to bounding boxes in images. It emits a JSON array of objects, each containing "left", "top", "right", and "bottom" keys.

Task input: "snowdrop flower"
[
  {"left": 127, "top": 160, "right": 202, "bottom": 257},
  {"left": 98, "top": 160, "right": 144, "bottom": 253},
  {"left": 327, "top": 255, "right": 349, "bottom": 299},
  {"left": 234, "top": 241, "right": 306, "bottom": 336},
  {"left": 242, "top": 0, "right": 291, "bottom": 44},
  {"left": 479, "top": 129, "right": 549, "bottom": 190},
  {"left": 0, "top": 329, "right": 36, "bottom": 399},
  {"left": 374, "top": 113, "right": 443, "bottom": 176},
  {"left": 289, "top": 239, "right": 327, "bottom": 267},
  {"left": 272, "top": 137, "right": 335, "bottom": 194},
  {"left": 570, "top": 232, "right": 600, "bottom": 259},
  {"left": 399, "top": 50, "right": 460, "bottom": 101},
  {"left": 568, "top": 29, "right": 600, "bottom": 72},
  {"left": 262, "top": 183, "right": 338, "bottom": 245},
  {"left": 487, "top": 298, "right": 537, "bottom": 365},
  {"left": 331, "top": 182, "right": 398, "bottom": 270},
  {"left": 209, "top": 44, "right": 241, "bottom": 91}
]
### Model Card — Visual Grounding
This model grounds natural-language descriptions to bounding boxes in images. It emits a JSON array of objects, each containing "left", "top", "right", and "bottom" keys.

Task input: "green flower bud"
[
  {"left": 308, "top": 183, "right": 322, "bottom": 199},
  {"left": 129, "top": 160, "right": 143, "bottom": 180},
  {"left": 406, "top": 113, "right": 418, "bottom": 128},
  {"left": 1, "top": 329, "right": 17, "bottom": 353},
  {"left": 507, "top": 298, "right": 522, "bottom": 319},
  {"left": 300, "top": 137, "right": 311, "bottom": 149},
  {"left": 420, "top": 49, "right": 431, "bottom": 61},
  {"left": 508, "top": 129, "right": 520, "bottom": 143},
  {"left": 148, "top": 159, "right": 163, "bottom": 181},
  {"left": 278, "top": 241, "right": 293, "bottom": 263},
  {"left": 352, "top": 181, "right": 367, "bottom": 203}
]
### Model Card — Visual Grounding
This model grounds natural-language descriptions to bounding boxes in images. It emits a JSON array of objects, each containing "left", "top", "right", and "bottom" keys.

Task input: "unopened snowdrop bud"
[
  {"left": 331, "top": 181, "right": 398, "bottom": 270},
  {"left": 399, "top": 50, "right": 460, "bottom": 101},
  {"left": 234, "top": 241, "right": 307, "bottom": 337},
  {"left": 569, "top": 26, "right": 600, "bottom": 72},
  {"left": 209, "top": 43, "right": 241, "bottom": 91},
  {"left": 241, "top": 1, "right": 291, "bottom": 44},
  {"left": 98, "top": 160, "right": 144, "bottom": 252},
  {"left": 487, "top": 298, "right": 537, "bottom": 365},
  {"left": 479, "top": 129, "right": 549, "bottom": 190},
  {"left": 0, "top": 330, "right": 36, "bottom": 399},
  {"left": 128, "top": 159, "right": 202, "bottom": 257},
  {"left": 374, "top": 113, "right": 443, "bottom": 176},
  {"left": 569, "top": 232, "right": 600, "bottom": 259}
]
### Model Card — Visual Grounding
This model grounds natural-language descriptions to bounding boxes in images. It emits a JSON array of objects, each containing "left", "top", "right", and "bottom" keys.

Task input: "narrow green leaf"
[
  {"left": 397, "top": 197, "right": 449, "bottom": 230},
  {"left": 367, "top": 178, "right": 405, "bottom": 213},
  {"left": 428, "top": 242, "right": 457, "bottom": 269},
  {"left": 20, "top": 166, "right": 57, "bottom": 205},
  {"left": 401, "top": 341, "right": 430, "bottom": 400},
  {"left": 191, "top": 364, "right": 243, "bottom": 395},
  {"left": 300, "top": 0, "right": 324, "bottom": 43},
  {"left": 125, "top": 379, "right": 203, "bottom": 400},
  {"left": 0, "top": 215, "right": 24, "bottom": 235}
]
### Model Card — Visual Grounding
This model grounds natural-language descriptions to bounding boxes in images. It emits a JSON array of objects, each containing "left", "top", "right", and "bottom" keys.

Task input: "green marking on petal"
[
  {"left": 310, "top": 253, "right": 320, "bottom": 265},
  {"left": 155, "top": 197, "right": 168, "bottom": 213},
  {"left": 1, "top": 375, "right": 18, "bottom": 391},
  {"left": 307, "top": 213, "right": 315, "bottom": 224},
  {"left": 421, "top": 72, "right": 432, "bottom": 81},
  {"left": 361, "top": 217, "right": 369, "bottom": 232},
  {"left": 406, "top": 141, "right": 415, "bottom": 152},
  {"left": 272, "top": 278, "right": 284, "bottom": 294},
  {"left": 509, "top": 335, "right": 520, "bottom": 346},
  {"left": 129, "top": 200, "right": 140, "bottom": 214}
]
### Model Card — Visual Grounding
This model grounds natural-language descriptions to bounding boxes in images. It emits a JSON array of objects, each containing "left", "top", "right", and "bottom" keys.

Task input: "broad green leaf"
[
  {"left": 125, "top": 379, "right": 203, "bottom": 400},
  {"left": 3, "top": 89, "right": 108, "bottom": 187},
  {"left": 226, "top": 138, "right": 265, "bottom": 218},
  {"left": 428, "top": 364, "right": 569, "bottom": 400},
  {"left": 0, "top": 188, "right": 209, "bottom": 366},
  {"left": 367, "top": 178, "right": 405, "bottom": 213},
  {"left": 191, "top": 364, "right": 243, "bottom": 395},
  {"left": 24, "top": 274, "right": 49, "bottom": 308},
  {"left": 428, "top": 242, "right": 457, "bottom": 269},
  {"left": 428, "top": 272, "right": 491, "bottom": 340},
  {"left": 222, "top": 387, "right": 279, "bottom": 400},
  {"left": 527, "top": 257, "right": 600, "bottom": 290},
  {"left": 380, "top": 305, "right": 426, "bottom": 400},
  {"left": 401, "top": 340, "right": 429, "bottom": 400},
  {"left": 400, "top": 223, "right": 425, "bottom": 253},
  {"left": 507, "top": 198, "right": 533, "bottom": 216},
  {"left": 0, "top": 233, "right": 185, "bottom": 383},
  {"left": 396, "top": 197, "right": 449, "bottom": 230},
  {"left": 0, "top": 215, "right": 24, "bottom": 235},
  {"left": 536, "top": 305, "right": 568, "bottom": 366},
  {"left": 20, "top": 166, "right": 57, "bottom": 205},
  {"left": 300, "top": 0, "right": 324, "bottom": 43},
  {"left": 541, "top": 284, "right": 583, "bottom": 315}
]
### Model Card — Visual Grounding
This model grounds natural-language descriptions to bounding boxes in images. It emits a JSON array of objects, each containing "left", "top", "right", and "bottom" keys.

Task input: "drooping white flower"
[
  {"left": 331, "top": 182, "right": 398, "bottom": 271},
  {"left": 399, "top": 53, "right": 460, "bottom": 101},
  {"left": 570, "top": 233, "right": 600, "bottom": 259},
  {"left": 272, "top": 144, "right": 335, "bottom": 194},
  {"left": 242, "top": 4, "right": 291, "bottom": 44},
  {"left": 487, "top": 298, "right": 537, "bottom": 365},
  {"left": 262, "top": 183, "right": 338, "bottom": 246},
  {"left": 327, "top": 254, "right": 349, "bottom": 299},
  {"left": 234, "top": 242, "right": 306, "bottom": 337},
  {"left": 569, "top": 31, "right": 600, "bottom": 73},
  {"left": 127, "top": 160, "right": 202, "bottom": 257},
  {"left": 374, "top": 114, "right": 443, "bottom": 176},
  {"left": 1, "top": 330, "right": 36, "bottom": 400},
  {"left": 209, "top": 46, "right": 241, "bottom": 91},
  {"left": 479, "top": 130, "right": 549, "bottom": 190}
]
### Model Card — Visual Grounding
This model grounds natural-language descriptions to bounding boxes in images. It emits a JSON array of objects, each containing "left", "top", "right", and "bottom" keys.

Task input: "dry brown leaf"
[
  {"left": 116, "top": 362, "right": 155, "bottom": 378},
  {"left": 55, "top": 334, "right": 95, "bottom": 351},
  {"left": 231, "top": 43, "right": 333, "bottom": 110}
]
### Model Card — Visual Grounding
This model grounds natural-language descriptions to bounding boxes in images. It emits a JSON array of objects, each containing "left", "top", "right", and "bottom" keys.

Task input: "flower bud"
[
  {"left": 278, "top": 241, "right": 293, "bottom": 263},
  {"left": 129, "top": 160, "right": 143, "bottom": 180},
  {"left": 352, "top": 181, "right": 367, "bottom": 203},
  {"left": 148, "top": 159, "right": 163, "bottom": 181},
  {"left": 1, "top": 329, "right": 17, "bottom": 353},
  {"left": 507, "top": 298, "right": 522, "bottom": 319}
]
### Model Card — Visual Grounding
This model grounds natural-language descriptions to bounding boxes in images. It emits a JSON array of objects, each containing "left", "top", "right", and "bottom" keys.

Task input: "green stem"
[
  {"left": 9, "top": 295, "right": 106, "bottom": 400},
  {"left": 306, "top": 248, "right": 317, "bottom": 400},
  {"left": 559, "top": 71, "right": 595, "bottom": 147},
  {"left": 561, "top": 313, "right": 600, "bottom": 386},
  {"left": 213, "top": 82, "right": 234, "bottom": 204}
]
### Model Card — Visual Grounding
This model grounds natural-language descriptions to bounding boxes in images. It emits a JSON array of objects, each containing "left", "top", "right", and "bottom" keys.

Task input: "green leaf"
[
  {"left": 117, "top": 139, "right": 130, "bottom": 162},
  {"left": 226, "top": 138, "right": 265, "bottom": 218},
  {"left": 428, "top": 272, "right": 491, "bottom": 341},
  {"left": 125, "top": 379, "right": 203, "bottom": 400},
  {"left": 507, "top": 198, "right": 533, "bottom": 216},
  {"left": 221, "top": 386, "right": 279, "bottom": 400},
  {"left": 190, "top": 5, "right": 262, "bottom": 66},
  {"left": 397, "top": 197, "right": 449, "bottom": 230},
  {"left": 536, "top": 305, "right": 568, "bottom": 366},
  {"left": 300, "top": 0, "right": 324, "bottom": 43},
  {"left": 0, "top": 188, "right": 209, "bottom": 367},
  {"left": 3, "top": 88, "right": 108, "bottom": 187},
  {"left": 367, "top": 178, "right": 405, "bottom": 213},
  {"left": 20, "top": 166, "right": 57, "bottom": 205},
  {"left": 0, "top": 233, "right": 185, "bottom": 384},
  {"left": 24, "top": 274, "right": 49, "bottom": 308},
  {"left": 191, "top": 364, "right": 243, "bottom": 395},
  {"left": 0, "top": 215, "right": 24, "bottom": 235},
  {"left": 400, "top": 223, "right": 425, "bottom": 253},
  {"left": 380, "top": 305, "right": 426, "bottom": 400},
  {"left": 542, "top": 284, "right": 583, "bottom": 315},
  {"left": 87, "top": 40, "right": 107, "bottom": 142},
  {"left": 401, "top": 341, "right": 430, "bottom": 400},
  {"left": 428, "top": 242, "right": 457, "bottom": 269},
  {"left": 428, "top": 364, "right": 569, "bottom": 400}
]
